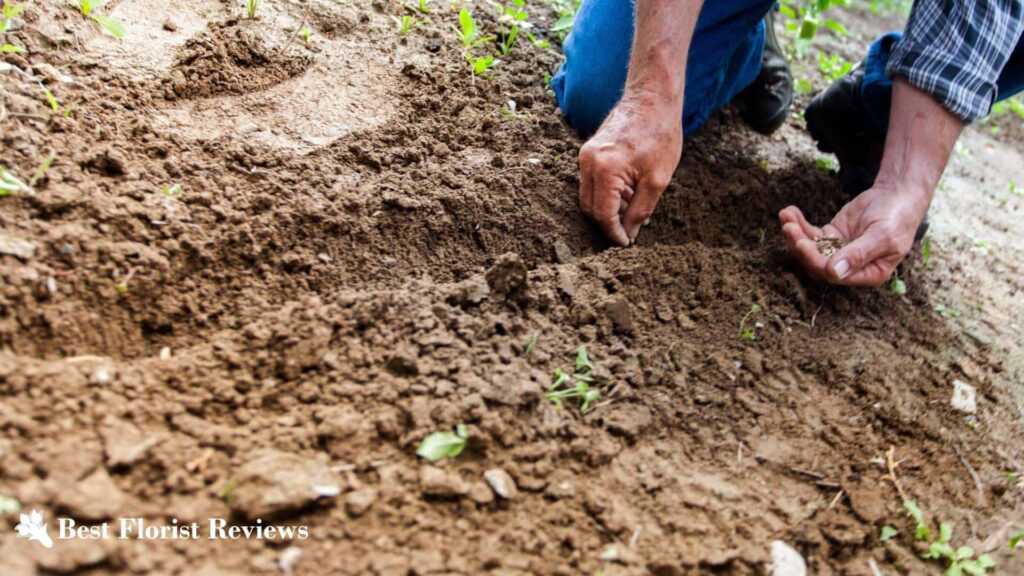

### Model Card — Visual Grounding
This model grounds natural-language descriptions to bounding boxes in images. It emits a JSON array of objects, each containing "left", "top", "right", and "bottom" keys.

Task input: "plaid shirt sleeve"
[{"left": 886, "top": 0, "right": 1024, "bottom": 122}]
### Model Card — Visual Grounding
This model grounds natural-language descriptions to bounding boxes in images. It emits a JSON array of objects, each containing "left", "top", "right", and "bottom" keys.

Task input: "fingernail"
[{"left": 834, "top": 259, "right": 851, "bottom": 279}]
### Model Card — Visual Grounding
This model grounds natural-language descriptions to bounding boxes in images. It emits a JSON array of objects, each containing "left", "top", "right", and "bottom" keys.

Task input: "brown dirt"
[{"left": 2, "top": 1, "right": 1023, "bottom": 575}]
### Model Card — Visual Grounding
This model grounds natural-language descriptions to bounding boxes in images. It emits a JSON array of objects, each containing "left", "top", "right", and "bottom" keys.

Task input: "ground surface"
[{"left": 2, "top": 1, "right": 1023, "bottom": 575}]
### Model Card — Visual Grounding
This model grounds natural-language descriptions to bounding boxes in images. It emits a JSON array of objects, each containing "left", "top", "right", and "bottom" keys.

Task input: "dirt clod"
[{"left": 230, "top": 450, "right": 341, "bottom": 519}]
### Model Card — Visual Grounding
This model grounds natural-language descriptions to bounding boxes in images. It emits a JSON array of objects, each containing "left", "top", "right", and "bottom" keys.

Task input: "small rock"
[
  {"left": 769, "top": 541, "right": 807, "bottom": 576},
  {"left": 0, "top": 233, "right": 36, "bottom": 259},
  {"left": 56, "top": 468, "right": 126, "bottom": 521},
  {"left": 345, "top": 488, "right": 377, "bottom": 517},
  {"left": 159, "top": 347, "right": 172, "bottom": 360},
  {"left": 484, "top": 468, "right": 518, "bottom": 500},
  {"left": 448, "top": 278, "right": 490, "bottom": 306},
  {"left": 162, "top": 19, "right": 178, "bottom": 32},
  {"left": 467, "top": 481, "right": 494, "bottom": 504},
  {"left": 601, "top": 296, "right": 634, "bottom": 334},
  {"left": 420, "top": 466, "right": 469, "bottom": 498},
  {"left": 89, "top": 364, "right": 114, "bottom": 385},
  {"left": 552, "top": 239, "right": 574, "bottom": 263},
  {"left": 557, "top": 269, "right": 576, "bottom": 298},
  {"left": 230, "top": 450, "right": 341, "bottom": 519},
  {"left": 99, "top": 418, "right": 161, "bottom": 468},
  {"left": 952, "top": 379, "right": 977, "bottom": 414},
  {"left": 278, "top": 546, "right": 302, "bottom": 574}
]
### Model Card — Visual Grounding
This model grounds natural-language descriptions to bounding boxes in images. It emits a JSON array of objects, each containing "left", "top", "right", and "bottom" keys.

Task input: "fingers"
[
  {"left": 622, "top": 175, "right": 668, "bottom": 242},
  {"left": 778, "top": 206, "right": 823, "bottom": 240},
  {"left": 827, "top": 229, "right": 898, "bottom": 286},
  {"left": 591, "top": 173, "right": 630, "bottom": 246},
  {"left": 782, "top": 222, "right": 828, "bottom": 279},
  {"left": 579, "top": 152, "right": 595, "bottom": 217}
]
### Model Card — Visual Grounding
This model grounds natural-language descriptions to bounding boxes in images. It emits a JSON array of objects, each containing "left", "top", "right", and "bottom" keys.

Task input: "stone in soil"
[
  {"left": 230, "top": 450, "right": 341, "bottom": 519},
  {"left": 419, "top": 466, "right": 469, "bottom": 498},
  {"left": 483, "top": 468, "right": 518, "bottom": 500}
]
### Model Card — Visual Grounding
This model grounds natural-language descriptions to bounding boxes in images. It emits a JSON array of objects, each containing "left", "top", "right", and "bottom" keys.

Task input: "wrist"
[{"left": 619, "top": 86, "right": 683, "bottom": 124}]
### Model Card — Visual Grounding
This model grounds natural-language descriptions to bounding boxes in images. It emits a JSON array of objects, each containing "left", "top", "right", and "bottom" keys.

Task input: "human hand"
[
  {"left": 779, "top": 182, "right": 930, "bottom": 286},
  {"left": 578, "top": 93, "right": 682, "bottom": 246}
]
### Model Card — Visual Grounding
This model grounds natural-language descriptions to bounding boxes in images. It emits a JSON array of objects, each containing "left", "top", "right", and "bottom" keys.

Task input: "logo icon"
[{"left": 15, "top": 509, "right": 54, "bottom": 549}]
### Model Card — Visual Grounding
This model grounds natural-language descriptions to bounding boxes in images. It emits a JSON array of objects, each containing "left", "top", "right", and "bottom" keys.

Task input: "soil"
[{"left": 2, "top": 2, "right": 1024, "bottom": 575}]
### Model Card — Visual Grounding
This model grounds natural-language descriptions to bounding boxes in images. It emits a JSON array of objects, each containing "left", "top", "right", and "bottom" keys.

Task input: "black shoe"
[
  {"left": 734, "top": 10, "right": 794, "bottom": 135},
  {"left": 805, "top": 66, "right": 929, "bottom": 240}
]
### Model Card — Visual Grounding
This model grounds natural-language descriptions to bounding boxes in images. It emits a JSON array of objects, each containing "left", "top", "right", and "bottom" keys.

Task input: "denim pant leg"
[
  {"left": 861, "top": 31, "right": 1024, "bottom": 132},
  {"left": 551, "top": 0, "right": 778, "bottom": 138}
]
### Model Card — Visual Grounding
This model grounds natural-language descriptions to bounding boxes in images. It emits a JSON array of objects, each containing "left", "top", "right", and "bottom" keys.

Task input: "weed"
[
  {"left": 395, "top": 14, "right": 419, "bottom": 36},
  {"left": 523, "top": 333, "right": 538, "bottom": 356},
  {"left": 78, "top": 0, "right": 126, "bottom": 38},
  {"left": 29, "top": 152, "right": 55, "bottom": 187},
  {"left": 1, "top": 1, "right": 24, "bottom": 33},
  {"left": 416, "top": 424, "right": 468, "bottom": 462},
  {"left": 162, "top": 183, "right": 183, "bottom": 197},
  {"left": 455, "top": 9, "right": 493, "bottom": 49},
  {"left": 467, "top": 53, "right": 495, "bottom": 76},
  {"left": 879, "top": 525, "right": 898, "bottom": 541},
  {"left": 546, "top": 346, "right": 603, "bottom": 414},
  {"left": 0, "top": 166, "right": 29, "bottom": 196},
  {"left": 739, "top": 304, "right": 763, "bottom": 341},
  {"left": 247, "top": 0, "right": 259, "bottom": 19}
]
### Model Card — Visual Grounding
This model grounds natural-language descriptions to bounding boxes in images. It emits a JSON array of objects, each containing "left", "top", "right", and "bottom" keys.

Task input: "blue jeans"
[{"left": 553, "top": 1, "right": 1024, "bottom": 138}]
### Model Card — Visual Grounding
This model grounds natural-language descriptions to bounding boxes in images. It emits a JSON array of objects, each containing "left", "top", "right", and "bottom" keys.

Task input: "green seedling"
[
  {"left": 739, "top": 304, "right": 763, "bottom": 341},
  {"left": 301, "top": 26, "right": 312, "bottom": 43},
  {"left": 395, "top": 14, "right": 419, "bottom": 36},
  {"left": 794, "top": 77, "right": 813, "bottom": 94},
  {"left": 467, "top": 53, "right": 495, "bottom": 76},
  {"left": 0, "top": 166, "right": 29, "bottom": 196},
  {"left": 778, "top": 0, "right": 848, "bottom": 59},
  {"left": 29, "top": 152, "right": 55, "bottom": 187},
  {"left": 933, "top": 304, "right": 960, "bottom": 318},
  {"left": 889, "top": 275, "right": 907, "bottom": 296},
  {"left": 904, "top": 500, "right": 930, "bottom": 541},
  {"left": 1011, "top": 528, "right": 1024, "bottom": 551},
  {"left": 1, "top": 43, "right": 25, "bottom": 53},
  {"left": 1011, "top": 180, "right": 1021, "bottom": 197},
  {"left": 415, "top": 0, "right": 430, "bottom": 13},
  {"left": 79, "top": 0, "right": 125, "bottom": 38},
  {"left": 116, "top": 268, "right": 135, "bottom": 295},
  {"left": 757, "top": 227, "right": 767, "bottom": 243},
  {"left": 815, "top": 157, "right": 836, "bottom": 171},
  {"left": 880, "top": 525, "right": 898, "bottom": 542},
  {"left": 546, "top": 346, "right": 604, "bottom": 414},
  {"left": 246, "top": 0, "right": 259, "bottom": 19},
  {"left": 416, "top": 424, "right": 468, "bottom": 462},
  {"left": 496, "top": 0, "right": 529, "bottom": 23},
  {"left": 44, "top": 89, "right": 59, "bottom": 112},
  {"left": 818, "top": 51, "right": 853, "bottom": 82},
  {"left": 921, "top": 522, "right": 995, "bottom": 575},
  {"left": 548, "top": 0, "right": 579, "bottom": 41},
  {"left": 523, "top": 333, "right": 538, "bottom": 356},
  {"left": 2, "top": 1, "right": 24, "bottom": 33},
  {"left": 455, "top": 9, "right": 493, "bottom": 49},
  {"left": 218, "top": 478, "right": 236, "bottom": 505},
  {"left": 162, "top": 183, "right": 183, "bottom": 197},
  {"left": 922, "top": 235, "right": 932, "bottom": 267},
  {"left": 496, "top": 25, "right": 518, "bottom": 56},
  {"left": 526, "top": 32, "right": 549, "bottom": 49}
]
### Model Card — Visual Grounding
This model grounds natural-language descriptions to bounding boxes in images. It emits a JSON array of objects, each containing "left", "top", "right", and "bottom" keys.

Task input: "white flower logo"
[{"left": 15, "top": 509, "right": 53, "bottom": 549}]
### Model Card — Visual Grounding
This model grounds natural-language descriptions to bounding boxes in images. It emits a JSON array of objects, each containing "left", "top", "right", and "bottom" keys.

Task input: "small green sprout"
[
  {"left": 757, "top": 227, "right": 766, "bottom": 243},
  {"left": 415, "top": 0, "right": 430, "bottom": 13},
  {"left": 546, "top": 346, "right": 604, "bottom": 414},
  {"left": 904, "top": 500, "right": 931, "bottom": 541},
  {"left": 921, "top": 522, "right": 995, "bottom": 575},
  {"left": 1, "top": 43, "right": 25, "bottom": 53},
  {"left": 496, "top": 25, "right": 518, "bottom": 56},
  {"left": 739, "top": 304, "right": 763, "bottom": 341},
  {"left": 880, "top": 525, "right": 898, "bottom": 542},
  {"left": 467, "top": 54, "right": 495, "bottom": 76},
  {"left": 44, "top": 89, "right": 60, "bottom": 113},
  {"left": 29, "top": 152, "right": 55, "bottom": 187},
  {"left": 526, "top": 32, "right": 549, "bottom": 49},
  {"left": 818, "top": 51, "right": 853, "bottom": 81},
  {"left": 1011, "top": 527, "right": 1024, "bottom": 551},
  {"left": 0, "top": 166, "right": 29, "bottom": 196},
  {"left": 301, "top": 26, "right": 312, "bottom": 43},
  {"left": 79, "top": 0, "right": 126, "bottom": 38},
  {"left": 246, "top": 0, "right": 259, "bottom": 19},
  {"left": 523, "top": 333, "right": 538, "bottom": 356},
  {"left": 890, "top": 275, "right": 907, "bottom": 296},
  {"left": 922, "top": 235, "right": 932, "bottom": 267},
  {"left": 162, "top": 183, "right": 183, "bottom": 197},
  {"left": 0, "top": 495, "right": 20, "bottom": 515},
  {"left": 1011, "top": 180, "right": 1021, "bottom": 197},
  {"left": 2, "top": 1, "right": 24, "bottom": 33},
  {"left": 218, "top": 478, "right": 236, "bottom": 505},
  {"left": 794, "top": 77, "right": 813, "bottom": 94},
  {"left": 815, "top": 157, "right": 837, "bottom": 171},
  {"left": 455, "top": 9, "right": 493, "bottom": 49},
  {"left": 933, "top": 304, "right": 960, "bottom": 318},
  {"left": 395, "top": 14, "right": 419, "bottom": 36},
  {"left": 416, "top": 424, "right": 468, "bottom": 462}
]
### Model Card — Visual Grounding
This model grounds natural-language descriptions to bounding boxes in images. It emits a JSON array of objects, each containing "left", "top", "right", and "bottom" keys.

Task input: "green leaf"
[
  {"left": 458, "top": 8, "right": 475, "bottom": 46},
  {"left": 575, "top": 345, "right": 593, "bottom": 373},
  {"left": 879, "top": 525, "right": 898, "bottom": 541},
  {"left": 890, "top": 277, "right": 906, "bottom": 295},
  {"left": 1, "top": 43, "right": 25, "bottom": 53},
  {"left": 778, "top": 4, "right": 796, "bottom": 18},
  {"left": 524, "top": 333, "right": 538, "bottom": 356},
  {"left": 44, "top": 89, "right": 59, "bottom": 112},
  {"left": 416, "top": 427, "right": 468, "bottom": 462},
  {"left": 91, "top": 14, "right": 125, "bottom": 38},
  {"left": 551, "top": 12, "right": 574, "bottom": 32},
  {"left": 938, "top": 522, "right": 953, "bottom": 544},
  {"left": 822, "top": 19, "right": 848, "bottom": 35},
  {"left": 1011, "top": 528, "right": 1024, "bottom": 550},
  {"left": 80, "top": 0, "right": 92, "bottom": 16},
  {"left": 29, "top": 152, "right": 55, "bottom": 187}
]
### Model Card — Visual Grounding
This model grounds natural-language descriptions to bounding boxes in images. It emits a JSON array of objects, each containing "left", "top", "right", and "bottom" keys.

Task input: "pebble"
[
  {"left": 100, "top": 418, "right": 161, "bottom": 468},
  {"left": 0, "top": 234, "right": 36, "bottom": 259},
  {"left": 419, "top": 466, "right": 469, "bottom": 498},
  {"left": 483, "top": 468, "right": 518, "bottom": 500},
  {"left": 951, "top": 379, "right": 977, "bottom": 414},
  {"left": 56, "top": 469, "right": 127, "bottom": 521},
  {"left": 230, "top": 450, "right": 341, "bottom": 519},
  {"left": 345, "top": 488, "right": 377, "bottom": 517},
  {"left": 769, "top": 541, "right": 807, "bottom": 576},
  {"left": 552, "top": 239, "right": 574, "bottom": 263},
  {"left": 601, "top": 296, "right": 634, "bottom": 334}
]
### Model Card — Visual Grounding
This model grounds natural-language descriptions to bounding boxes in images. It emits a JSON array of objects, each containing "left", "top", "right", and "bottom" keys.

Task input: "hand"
[
  {"left": 578, "top": 93, "right": 682, "bottom": 246},
  {"left": 779, "top": 182, "right": 930, "bottom": 286}
]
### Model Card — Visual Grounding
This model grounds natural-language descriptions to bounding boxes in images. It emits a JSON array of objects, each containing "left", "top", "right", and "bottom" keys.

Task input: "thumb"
[
  {"left": 827, "top": 227, "right": 894, "bottom": 284},
  {"left": 622, "top": 176, "right": 668, "bottom": 242}
]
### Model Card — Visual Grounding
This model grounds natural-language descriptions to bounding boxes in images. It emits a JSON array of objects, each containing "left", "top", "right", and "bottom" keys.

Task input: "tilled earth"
[{"left": 2, "top": 1, "right": 1023, "bottom": 575}]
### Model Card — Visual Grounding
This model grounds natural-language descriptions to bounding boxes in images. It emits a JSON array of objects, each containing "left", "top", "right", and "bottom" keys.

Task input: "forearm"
[
  {"left": 624, "top": 0, "right": 703, "bottom": 117},
  {"left": 874, "top": 78, "right": 964, "bottom": 209}
]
